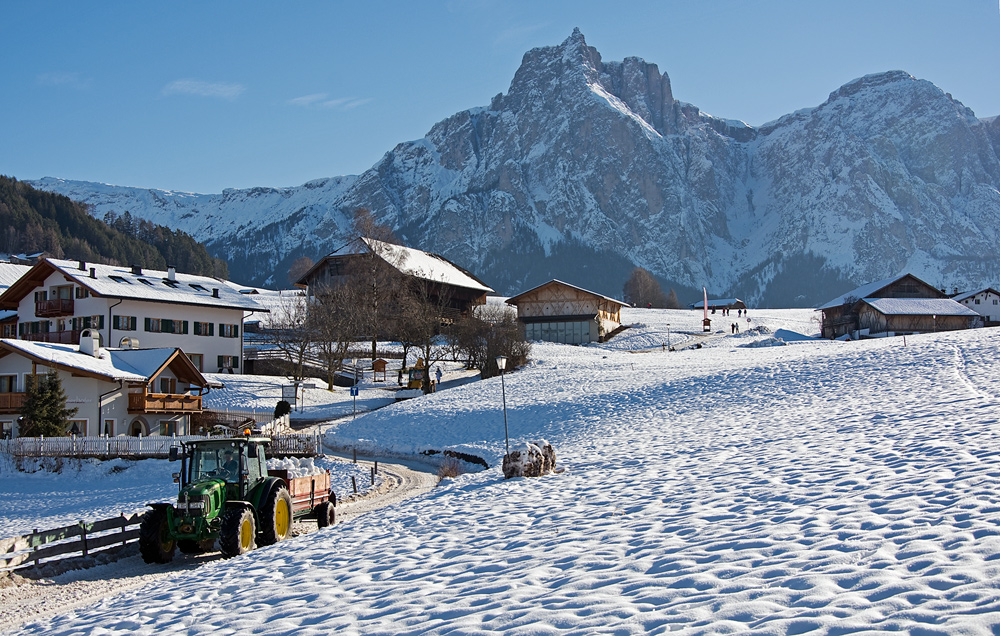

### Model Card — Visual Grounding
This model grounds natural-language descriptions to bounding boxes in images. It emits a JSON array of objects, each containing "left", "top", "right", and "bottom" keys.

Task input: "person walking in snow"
[{"left": 435, "top": 366, "right": 442, "bottom": 386}]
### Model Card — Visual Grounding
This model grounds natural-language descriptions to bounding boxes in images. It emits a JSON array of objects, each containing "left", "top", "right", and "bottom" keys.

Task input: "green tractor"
[{"left": 139, "top": 436, "right": 335, "bottom": 563}]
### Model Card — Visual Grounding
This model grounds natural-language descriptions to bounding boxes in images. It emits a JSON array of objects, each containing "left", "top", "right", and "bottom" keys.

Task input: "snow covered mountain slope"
[{"left": 30, "top": 30, "right": 1000, "bottom": 306}]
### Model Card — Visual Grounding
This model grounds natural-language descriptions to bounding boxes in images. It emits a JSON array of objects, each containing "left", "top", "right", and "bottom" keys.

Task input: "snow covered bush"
[{"left": 502, "top": 441, "right": 556, "bottom": 479}]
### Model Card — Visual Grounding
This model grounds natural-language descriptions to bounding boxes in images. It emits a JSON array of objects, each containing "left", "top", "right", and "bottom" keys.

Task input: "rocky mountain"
[{"left": 31, "top": 29, "right": 1000, "bottom": 307}]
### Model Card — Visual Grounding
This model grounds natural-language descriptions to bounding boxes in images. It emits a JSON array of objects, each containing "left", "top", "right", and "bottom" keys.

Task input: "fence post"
[
  {"left": 79, "top": 520, "right": 88, "bottom": 557},
  {"left": 121, "top": 512, "right": 128, "bottom": 547},
  {"left": 32, "top": 529, "right": 39, "bottom": 570},
  {"left": 351, "top": 476, "right": 357, "bottom": 494},
  {"left": 353, "top": 448, "right": 357, "bottom": 464},
  {"left": 371, "top": 466, "right": 375, "bottom": 485}
]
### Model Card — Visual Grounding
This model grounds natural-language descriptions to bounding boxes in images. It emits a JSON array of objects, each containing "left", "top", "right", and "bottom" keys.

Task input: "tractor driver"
[{"left": 222, "top": 449, "right": 238, "bottom": 479}]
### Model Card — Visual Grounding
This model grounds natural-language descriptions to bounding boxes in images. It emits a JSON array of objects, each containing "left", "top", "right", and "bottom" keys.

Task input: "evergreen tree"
[{"left": 20, "top": 369, "right": 78, "bottom": 437}]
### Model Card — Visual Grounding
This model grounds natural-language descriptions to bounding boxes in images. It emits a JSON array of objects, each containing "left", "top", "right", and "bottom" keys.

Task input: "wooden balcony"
[
  {"left": 128, "top": 392, "right": 203, "bottom": 414},
  {"left": 35, "top": 298, "right": 74, "bottom": 318},
  {"left": 0, "top": 393, "right": 25, "bottom": 413},
  {"left": 24, "top": 329, "right": 81, "bottom": 344}
]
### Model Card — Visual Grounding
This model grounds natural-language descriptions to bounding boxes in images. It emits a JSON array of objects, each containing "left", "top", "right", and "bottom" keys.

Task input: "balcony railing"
[
  {"left": 23, "top": 329, "right": 81, "bottom": 344},
  {"left": 128, "top": 392, "right": 203, "bottom": 414},
  {"left": 0, "top": 393, "right": 25, "bottom": 413},
  {"left": 35, "top": 298, "right": 74, "bottom": 318}
]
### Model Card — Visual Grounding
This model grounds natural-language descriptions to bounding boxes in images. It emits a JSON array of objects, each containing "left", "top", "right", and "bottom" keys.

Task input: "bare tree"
[
  {"left": 267, "top": 293, "right": 314, "bottom": 381},
  {"left": 309, "top": 283, "right": 360, "bottom": 388},
  {"left": 287, "top": 256, "right": 314, "bottom": 286},
  {"left": 448, "top": 303, "right": 530, "bottom": 379},
  {"left": 623, "top": 267, "right": 668, "bottom": 308}
]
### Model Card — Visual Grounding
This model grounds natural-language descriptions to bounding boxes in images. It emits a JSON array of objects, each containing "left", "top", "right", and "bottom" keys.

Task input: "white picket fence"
[{"left": 0, "top": 429, "right": 321, "bottom": 459}]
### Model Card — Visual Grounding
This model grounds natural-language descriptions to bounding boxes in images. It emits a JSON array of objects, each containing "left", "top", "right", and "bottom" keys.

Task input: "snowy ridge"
[{"left": 29, "top": 31, "right": 1000, "bottom": 306}]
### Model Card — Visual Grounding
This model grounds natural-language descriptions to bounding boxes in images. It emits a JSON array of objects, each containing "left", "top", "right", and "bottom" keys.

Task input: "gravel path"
[{"left": 0, "top": 458, "right": 438, "bottom": 634}]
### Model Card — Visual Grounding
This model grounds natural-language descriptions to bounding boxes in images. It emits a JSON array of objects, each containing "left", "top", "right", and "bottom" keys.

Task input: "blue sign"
[{"left": 350, "top": 386, "right": 359, "bottom": 396}]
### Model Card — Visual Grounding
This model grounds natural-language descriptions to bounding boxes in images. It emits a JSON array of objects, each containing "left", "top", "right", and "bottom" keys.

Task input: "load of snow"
[{"left": 267, "top": 456, "right": 327, "bottom": 479}]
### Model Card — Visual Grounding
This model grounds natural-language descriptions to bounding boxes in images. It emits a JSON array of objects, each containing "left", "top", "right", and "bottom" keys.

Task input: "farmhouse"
[
  {"left": 0, "top": 330, "right": 212, "bottom": 439},
  {"left": 506, "top": 280, "right": 627, "bottom": 344},
  {"left": 0, "top": 259, "right": 267, "bottom": 373},
  {"left": 952, "top": 288, "right": 1000, "bottom": 326},
  {"left": 691, "top": 297, "right": 747, "bottom": 312},
  {"left": 819, "top": 273, "right": 979, "bottom": 339},
  {"left": 296, "top": 237, "right": 494, "bottom": 318}
]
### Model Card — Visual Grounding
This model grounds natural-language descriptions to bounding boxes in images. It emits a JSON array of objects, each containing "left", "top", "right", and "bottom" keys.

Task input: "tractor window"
[{"left": 189, "top": 443, "right": 240, "bottom": 482}]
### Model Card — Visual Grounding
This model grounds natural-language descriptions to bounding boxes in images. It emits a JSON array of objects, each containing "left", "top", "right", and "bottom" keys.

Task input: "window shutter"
[
  {"left": 233, "top": 356, "right": 239, "bottom": 368},
  {"left": 144, "top": 317, "right": 151, "bottom": 332},
  {"left": 209, "top": 323, "right": 214, "bottom": 336},
  {"left": 194, "top": 322, "right": 202, "bottom": 336},
  {"left": 182, "top": 321, "right": 189, "bottom": 334}
]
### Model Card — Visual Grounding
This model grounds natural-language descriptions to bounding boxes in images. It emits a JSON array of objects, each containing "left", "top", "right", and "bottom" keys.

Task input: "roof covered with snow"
[
  {"left": 817, "top": 273, "right": 945, "bottom": 310},
  {"left": 0, "top": 262, "right": 31, "bottom": 291},
  {"left": 861, "top": 298, "right": 979, "bottom": 317},
  {"left": 691, "top": 298, "right": 745, "bottom": 309},
  {"left": 312, "top": 237, "right": 494, "bottom": 294},
  {"left": 952, "top": 288, "right": 1000, "bottom": 303},
  {"left": 0, "top": 339, "right": 210, "bottom": 385},
  {"left": 506, "top": 279, "right": 627, "bottom": 307},
  {"left": 0, "top": 259, "right": 269, "bottom": 312}
]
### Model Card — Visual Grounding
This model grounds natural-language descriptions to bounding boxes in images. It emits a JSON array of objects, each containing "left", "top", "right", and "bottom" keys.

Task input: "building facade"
[{"left": 506, "top": 280, "right": 627, "bottom": 345}]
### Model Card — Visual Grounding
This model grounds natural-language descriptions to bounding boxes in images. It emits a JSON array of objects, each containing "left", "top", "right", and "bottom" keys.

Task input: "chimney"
[
  {"left": 212, "top": 288, "right": 220, "bottom": 298},
  {"left": 90, "top": 267, "right": 96, "bottom": 279},
  {"left": 132, "top": 265, "right": 142, "bottom": 275},
  {"left": 77, "top": 260, "right": 86, "bottom": 271},
  {"left": 167, "top": 266, "right": 176, "bottom": 282},
  {"left": 79, "top": 329, "right": 102, "bottom": 358}
]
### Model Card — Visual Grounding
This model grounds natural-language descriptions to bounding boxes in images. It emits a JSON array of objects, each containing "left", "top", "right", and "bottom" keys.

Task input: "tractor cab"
[{"left": 171, "top": 437, "right": 270, "bottom": 499}]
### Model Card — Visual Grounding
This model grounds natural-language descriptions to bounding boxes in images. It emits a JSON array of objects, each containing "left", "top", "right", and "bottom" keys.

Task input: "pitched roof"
[
  {"left": 0, "top": 259, "right": 268, "bottom": 312},
  {"left": 817, "top": 273, "right": 944, "bottom": 310},
  {"left": 302, "top": 237, "right": 494, "bottom": 294},
  {"left": 691, "top": 298, "right": 745, "bottom": 309},
  {"left": 0, "top": 263, "right": 31, "bottom": 291},
  {"left": 952, "top": 288, "right": 1000, "bottom": 302},
  {"left": 0, "top": 339, "right": 211, "bottom": 386},
  {"left": 861, "top": 298, "right": 979, "bottom": 317},
  {"left": 506, "top": 279, "right": 628, "bottom": 307}
]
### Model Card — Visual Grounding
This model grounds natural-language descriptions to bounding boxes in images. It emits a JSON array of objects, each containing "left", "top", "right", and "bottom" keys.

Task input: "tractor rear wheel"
[
  {"left": 259, "top": 487, "right": 293, "bottom": 545},
  {"left": 138, "top": 508, "right": 176, "bottom": 564},
  {"left": 315, "top": 501, "right": 335, "bottom": 528},
  {"left": 219, "top": 507, "right": 256, "bottom": 558}
]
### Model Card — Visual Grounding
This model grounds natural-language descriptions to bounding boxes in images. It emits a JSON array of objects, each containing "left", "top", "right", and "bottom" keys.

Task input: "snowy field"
[{"left": 9, "top": 307, "right": 1000, "bottom": 634}]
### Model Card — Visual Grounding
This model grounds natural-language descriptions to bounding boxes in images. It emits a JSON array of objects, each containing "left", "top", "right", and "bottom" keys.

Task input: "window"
[
  {"left": 68, "top": 420, "right": 87, "bottom": 436},
  {"left": 159, "top": 377, "right": 177, "bottom": 394},
  {"left": 75, "top": 287, "right": 90, "bottom": 299},
  {"left": 218, "top": 355, "right": 240, "bottom": 369},
  {"left": 219, "top": 323, "right": 240, "bottom": 338},
  {"left": 187, "top": 353, "right": 203, "bottom": 371},
  {"left": 189, "top": 284, "right": 208, "bottom": 292},
  {"left": 103, "top": 419, "right": 115, "bottom": 436},
  {"left": 33, "top": 290, "right": 48, "bottom": 302},
  {"left": 113, "top": 315, "right": 137, "bottom": 331},
  {"left": 137, "top": 278, "right": 154, "bottom": 286},
  {"left": 145, "top": 318, "right": 188, "bottom": 334},
  {"left": 109, "top": 276, "right": 132, "bottom": 284},
  {"left": 1, "top": 323, "right": 15, "bottom": 338},
  {"left": 72, "top": 315, "right": 105, "bottom": 331},
  {"left": 162, "top": 280, "right": 180, "bottom": 289},
  {"left": 159, "top": 420, "right": 177, "bottom": 436},
  {"left": 976, "top": 299, "right": 981, "bottom": 305},
  {"left": 0, "top": 376, "right": 16, "bottom": 393},
  {"left": 194, "top": 322, "right": 214, "bottom": 336}
]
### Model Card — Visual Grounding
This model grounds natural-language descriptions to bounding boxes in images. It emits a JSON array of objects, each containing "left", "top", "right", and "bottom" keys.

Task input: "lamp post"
[
  {"left": 496, "top": 355, "right": 509, "bottom": 458},
  {"left": 666, "top": 323, "right": 671, "bottom": 351}
]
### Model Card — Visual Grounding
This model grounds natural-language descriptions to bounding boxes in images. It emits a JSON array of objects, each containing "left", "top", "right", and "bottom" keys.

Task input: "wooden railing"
[
  {"left": 23, "top": 329, "right": 81, "bottom": 344},
  {"left": 0, "top": 512, "right": 143, "bottom": 573},
  {"left": 0, "top": 393, "right": 25, "bottom": 413},
  {"left": 128, "top": 392, "right": 202, "bottom": 413},
  {"left": 34, "top": 298, "right": 74, "bottom": 317},
  {"left": 0, "top": 432, "right": 321, "bottom": 459}
]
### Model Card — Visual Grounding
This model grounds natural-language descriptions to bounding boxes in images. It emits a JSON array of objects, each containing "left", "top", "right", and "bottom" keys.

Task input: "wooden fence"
[
  {"left": 0, "top": 431, "right": 321, "bottom": 460},
  {"left": 0, "top": 512, "right": 143, "bottom": 573}
]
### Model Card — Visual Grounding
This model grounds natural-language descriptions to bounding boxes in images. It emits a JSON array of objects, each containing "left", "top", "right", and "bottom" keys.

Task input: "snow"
[{"left": 7, "top": 307, "right": 1000, "bottom": 634}]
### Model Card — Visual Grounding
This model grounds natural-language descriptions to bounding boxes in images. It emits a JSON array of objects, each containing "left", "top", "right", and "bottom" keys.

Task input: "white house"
[
  {"left": 952, "top": 288, "right": 1000, "bottom": 326},
  {"left": 0, "top": 331, "right": 213, "bottom": 439},
  {"left": 0, "top": 259, "right": 268, "bottom": 374}
]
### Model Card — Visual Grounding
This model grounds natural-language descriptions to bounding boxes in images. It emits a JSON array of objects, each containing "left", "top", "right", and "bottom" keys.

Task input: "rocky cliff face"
[{"left": 31, "top": 29, "right": 1000, "bottom": 307}]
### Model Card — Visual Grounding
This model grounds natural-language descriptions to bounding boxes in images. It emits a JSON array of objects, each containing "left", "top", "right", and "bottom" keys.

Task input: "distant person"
[
  {"left": 435, "top": 366, "right": 443, "bottom": 385},
  {"left": 222, "top": 449, "right": 238, "bottom": 478}
]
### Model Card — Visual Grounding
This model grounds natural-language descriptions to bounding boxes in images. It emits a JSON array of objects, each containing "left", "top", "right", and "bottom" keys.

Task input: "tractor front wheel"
[
  {"left": 138, "top": 508, "right": 176, "bottom": 564},
  {"left": 219, "top": 507, "right": 256, "bottom": 558},
  {"left": 259, "top": 487, "right": 293, "bottom": 546}
]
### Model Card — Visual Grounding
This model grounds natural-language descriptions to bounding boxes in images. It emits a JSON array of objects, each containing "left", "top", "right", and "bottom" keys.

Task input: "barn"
[{"left": 506, "top": 280, "right": 627, "bottom": 345}]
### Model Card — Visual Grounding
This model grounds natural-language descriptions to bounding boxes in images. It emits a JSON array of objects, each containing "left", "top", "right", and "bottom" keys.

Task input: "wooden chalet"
[
  {"left": 506, "top": 280, "right": 627, "bottom": 344},
  {"left": 819, "top": 273, "right": 979, "bottom": 339},
  {"left": 295, "top": 237, "right": 494, "bottom": 318}
]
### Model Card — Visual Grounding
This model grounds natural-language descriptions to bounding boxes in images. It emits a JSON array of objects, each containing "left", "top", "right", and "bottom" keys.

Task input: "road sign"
[{"left": 350, "top": 386, "right": 359, "bottom": 396}]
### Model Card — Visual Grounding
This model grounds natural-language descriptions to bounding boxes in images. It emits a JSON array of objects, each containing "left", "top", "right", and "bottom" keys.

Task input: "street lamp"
[
  {"left": 666, "top": 323, "right": 671, "bottom": 351},
  {"left": 496, "top": 355, "right": 509, "bottom": 458}
]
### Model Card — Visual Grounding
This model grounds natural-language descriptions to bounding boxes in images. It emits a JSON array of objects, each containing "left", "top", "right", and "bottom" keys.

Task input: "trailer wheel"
[
  {"left": 259, "top": 487, "right": 293, "bottom": 545},
  {"left": 316, "top": 501, "right": 335, "bottom": 528},
  {"left": 139, "top": 508, "right": 176, "bottom": 564},
  {"left": 219, "top": 507, "right": 256, "bottom": 558}
]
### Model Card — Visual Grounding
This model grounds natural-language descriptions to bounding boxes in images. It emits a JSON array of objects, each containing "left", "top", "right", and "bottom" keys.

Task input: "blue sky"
[{"left": 2, "top": 1, "right": 998, "bottom": 194}]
